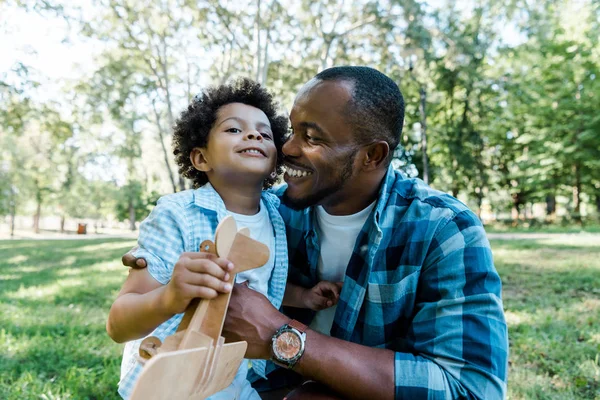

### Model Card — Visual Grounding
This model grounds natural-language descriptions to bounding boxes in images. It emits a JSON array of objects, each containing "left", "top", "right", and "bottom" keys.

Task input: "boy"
[{"left": 107, "top": 78, "right": 342, "bottom": 399}]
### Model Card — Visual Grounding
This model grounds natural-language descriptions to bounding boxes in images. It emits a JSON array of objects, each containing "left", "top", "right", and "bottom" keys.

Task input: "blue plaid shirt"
[
  {"left": 118, "top": 184, "right": 288, "bottom": 399},
  {"left": 273, "top": 165, "right": 508, "bottom": 399}
]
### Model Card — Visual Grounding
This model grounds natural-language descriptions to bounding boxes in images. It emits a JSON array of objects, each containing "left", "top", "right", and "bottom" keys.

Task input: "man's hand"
[
  {"left": 161, "top": 252, "right": 234, "bottom": 315},
  {"left": 222, "top": 283, "right": 290, "bottom": 359},
  {"left": 122, "top": 246, "right": 147, "bottom": 269},
  {"left": 301, "top": 281, "right": 343, "bottom": 311}
]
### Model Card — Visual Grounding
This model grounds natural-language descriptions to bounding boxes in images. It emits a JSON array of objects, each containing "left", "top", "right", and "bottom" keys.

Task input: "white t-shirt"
[
  {"left": 309, "top": 201, "right": 376, "bottom": 335},
  {"left": 228, "top": 200, "right": 275, "bottom": 298}
]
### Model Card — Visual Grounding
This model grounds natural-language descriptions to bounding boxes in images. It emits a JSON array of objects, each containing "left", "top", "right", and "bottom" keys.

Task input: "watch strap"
[{"left": 288, "top": 319, "right": 307, "bottom": 333}]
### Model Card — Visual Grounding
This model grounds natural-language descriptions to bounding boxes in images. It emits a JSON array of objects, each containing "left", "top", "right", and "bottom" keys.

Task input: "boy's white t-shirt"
[
  {"left": 229, "top": 199, "right": 275, "bottom": 298},
  {"left": 309, "top": 202, "right": 375, "bottom": 336}
]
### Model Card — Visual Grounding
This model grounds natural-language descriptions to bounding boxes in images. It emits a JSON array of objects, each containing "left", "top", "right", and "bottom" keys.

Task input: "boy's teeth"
[{"left": 242, "top": 149, "right": 261, "bottom": 155}]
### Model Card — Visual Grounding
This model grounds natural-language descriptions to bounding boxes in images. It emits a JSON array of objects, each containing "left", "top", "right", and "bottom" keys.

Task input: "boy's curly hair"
[{"left": 173, "top": 78, "right": 288, "bottom": 189}]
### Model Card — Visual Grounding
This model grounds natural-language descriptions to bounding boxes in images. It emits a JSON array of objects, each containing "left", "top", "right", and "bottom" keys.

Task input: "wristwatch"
[{"left": 271, "top": 319, "right": 307, "bottom": 369}]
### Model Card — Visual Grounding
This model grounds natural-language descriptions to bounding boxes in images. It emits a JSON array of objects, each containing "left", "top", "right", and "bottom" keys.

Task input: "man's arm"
[
  {"left": 224, "top": 210, "right": 507, "bottom": 400},
  {"left": 223, "top": 283, "right": 396, "bottom": 400}
]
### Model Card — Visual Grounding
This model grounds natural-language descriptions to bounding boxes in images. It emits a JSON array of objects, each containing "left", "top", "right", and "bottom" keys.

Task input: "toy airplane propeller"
[{"left": 130, "top": 216, "right": 268, "bottom": 400}]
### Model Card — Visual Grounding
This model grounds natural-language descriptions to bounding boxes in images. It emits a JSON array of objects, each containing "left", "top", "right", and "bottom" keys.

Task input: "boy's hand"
[
  {"left": 301, "top": 281, "right": 343, "bottom": 311},
  {"left": 161, "top": 252, "right": 234, "bottom": 315}
]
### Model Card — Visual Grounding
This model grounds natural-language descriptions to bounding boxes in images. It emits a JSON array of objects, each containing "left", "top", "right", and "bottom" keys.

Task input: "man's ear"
[
  {"left": 190, "top": 148, "right": 211, "bottom": 172},
  {"left": 361, "top": 141, "right": 389, "bottom": 171}
]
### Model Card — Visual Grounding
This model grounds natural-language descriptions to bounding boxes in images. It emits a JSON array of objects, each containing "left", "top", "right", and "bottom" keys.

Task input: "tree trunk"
[
  {"left": 9, "top": 202, "right": 16, "bottom": 238},
  {"left": 511, "top": 192, "right": 522, "bottom": 225},
  {"left": 419, "top": 87, "right": 429, "bottom": 184},
  {"left": 572, "top": 164, "right": 582, "bottom": 222},
  {"left": 596, "top": 193, "right": 600, "bottom": 214},
  {"left": 33, "top": 188, "right": 42, "bottom": 234},
  {"left": 475, "top": 191, "right": 483, "bottom": 219},
  {"left": 129, "top": 199, "right": 136, "bottom": 231},
  {"left": 152, "top": 99, "right": 177, "bottom": 193},
  {"left": 60, "top": 215, "right": 66, "bottom": 233},
  {"left": 546, "top": 194, "right": 556, "bottom": 217}
]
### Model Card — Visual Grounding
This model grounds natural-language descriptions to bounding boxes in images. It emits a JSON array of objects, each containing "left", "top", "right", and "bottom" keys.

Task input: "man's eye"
[
  {"left": 306, "top": 134, "right": 319, "bottom": 143},
  {"left": 226, "top": 128, "right": 241, "bottom": 133}
]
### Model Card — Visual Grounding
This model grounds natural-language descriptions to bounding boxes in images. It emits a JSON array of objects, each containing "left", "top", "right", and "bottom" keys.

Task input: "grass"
[
  {"left": 0, "top": 239, "right": 135, "bottom": 399},
  {"left": 485, "top": 222, "right": 600, "bottom": 234},
  {"left": 493, "top": 235, "right": 600, "bottom": 399},
  {"left": 1, "top": 235, "right": 599, "bottom": 399}
]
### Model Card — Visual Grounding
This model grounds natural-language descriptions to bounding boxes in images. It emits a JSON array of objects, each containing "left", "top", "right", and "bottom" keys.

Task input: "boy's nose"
[{"left": 245, "top": 131, "right": 263, "bottom": 141}]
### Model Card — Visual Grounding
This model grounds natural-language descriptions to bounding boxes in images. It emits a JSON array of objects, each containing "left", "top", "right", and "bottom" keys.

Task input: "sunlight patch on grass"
[
  {"left": 7, "top": 277, "right": 87, "bottom": 300},
  {"left": 76, "top": 241, "right": 137, "bottom": 253},
  {"left": 7, "top": 254, "right": 28, "bottom": 264},
  {"left": 0, "top": 274, "right": 22, "bottom": 280}
]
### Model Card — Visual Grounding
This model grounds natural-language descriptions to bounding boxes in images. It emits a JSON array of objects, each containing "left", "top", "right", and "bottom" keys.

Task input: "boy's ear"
[
  {"left": 360, "top": 141, "right": 389, "bottom": 171},
  {"left": 190, "top": 148, "right": 211, "bottom": 172}
]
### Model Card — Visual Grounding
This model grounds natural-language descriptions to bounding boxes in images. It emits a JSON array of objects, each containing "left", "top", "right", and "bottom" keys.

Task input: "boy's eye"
[
  {"left": 226, "top": 128, "right": 242, "bottom": 134},
  {"left": 261, "top": 132, "right": 273, "bottom": 140}
]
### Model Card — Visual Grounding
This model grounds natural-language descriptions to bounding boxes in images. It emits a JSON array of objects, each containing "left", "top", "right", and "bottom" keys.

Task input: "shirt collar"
[
  {"left": 373, "top": 164, "right": 404, "bottom": 223},
  {"left": 193, "top": 182, "right": 281, "bottom": 219}
]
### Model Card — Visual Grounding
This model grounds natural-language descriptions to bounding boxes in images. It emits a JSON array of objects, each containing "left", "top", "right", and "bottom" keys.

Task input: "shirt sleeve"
[
  {"left": 394, "top": 210, "right": 508, "bottom": 399},
  {"left": 131, "top": 198, "right": 190, "bottom": 285}
]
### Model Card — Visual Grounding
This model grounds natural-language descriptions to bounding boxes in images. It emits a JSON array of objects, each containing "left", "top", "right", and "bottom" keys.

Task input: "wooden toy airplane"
[{"left": 129, "top": 216, "right": 269, "bottom": 400}]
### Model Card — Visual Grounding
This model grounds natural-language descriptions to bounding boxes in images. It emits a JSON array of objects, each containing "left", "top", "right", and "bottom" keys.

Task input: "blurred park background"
[{"left": 1, "top": 0, "right": 599, "bottom": 399}]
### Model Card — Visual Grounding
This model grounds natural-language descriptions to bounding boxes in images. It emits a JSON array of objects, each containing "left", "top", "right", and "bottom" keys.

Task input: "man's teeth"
[
  {"left": 286, "top": 167, "right": 311, "bottom": 177},
  {"left": 242, "top": 149, "right": 263, "bottom": 155}
]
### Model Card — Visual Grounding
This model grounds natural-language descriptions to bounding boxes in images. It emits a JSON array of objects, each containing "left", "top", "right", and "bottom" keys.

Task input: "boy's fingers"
[
  {"left": 186, "top": 259, "right": 233, "bottom": 279},
  {"left": 184, "top": 273, "right": 232, "bottom": 293},
  {"left": 186, "top": 259, "right": 233, "bottom": 280},
  {"left": 184, "top": 252, "right": 234, "bottom": 271},
  {"left": 185, "top": 284, "right": 220, "bottom": 300}
]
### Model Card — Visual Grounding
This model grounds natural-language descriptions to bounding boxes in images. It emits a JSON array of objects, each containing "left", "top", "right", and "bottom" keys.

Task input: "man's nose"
[{"left": 282, "top": 134, "right": 300, "bottom": 157}]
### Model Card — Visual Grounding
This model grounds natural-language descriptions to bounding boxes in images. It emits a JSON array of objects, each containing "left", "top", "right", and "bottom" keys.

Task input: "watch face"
[{"left": 274, "top": 331, "right": 301, "bottom": 360}]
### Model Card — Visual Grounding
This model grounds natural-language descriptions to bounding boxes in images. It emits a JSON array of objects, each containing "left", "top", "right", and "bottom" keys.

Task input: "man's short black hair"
[
  {"left": 315, "top": 66, "right": 405, "bottom": 163},
  {"left": 173, "top": 78, "right": 288, "bottom": 189}
]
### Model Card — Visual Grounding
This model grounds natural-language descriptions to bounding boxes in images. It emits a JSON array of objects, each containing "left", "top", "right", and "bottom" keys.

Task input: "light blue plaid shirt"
[{"left": 117, "top": 184, "right": 288, "bottom": 399}]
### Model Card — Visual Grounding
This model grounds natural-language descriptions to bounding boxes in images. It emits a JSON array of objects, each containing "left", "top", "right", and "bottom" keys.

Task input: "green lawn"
[
  {"left": 1, "top": 236, "right": 599, "bottom": 399},
  {"left": 0, "top": 239, "right": 135, "bottom": 399}
]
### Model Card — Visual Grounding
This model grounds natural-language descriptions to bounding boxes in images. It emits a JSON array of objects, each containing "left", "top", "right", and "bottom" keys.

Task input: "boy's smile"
[{"left": 193, "top": 102, "right": 277, "bottom": 188}]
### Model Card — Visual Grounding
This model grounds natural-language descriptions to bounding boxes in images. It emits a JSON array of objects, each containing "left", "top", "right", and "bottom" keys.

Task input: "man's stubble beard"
[{"left": 281, "top": 152, "right": 356, "bottom": 211}]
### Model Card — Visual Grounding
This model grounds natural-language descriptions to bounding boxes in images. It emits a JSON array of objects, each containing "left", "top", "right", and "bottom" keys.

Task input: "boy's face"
[{"left": 198, "top": 103, "right": 277, "bottom": 186}]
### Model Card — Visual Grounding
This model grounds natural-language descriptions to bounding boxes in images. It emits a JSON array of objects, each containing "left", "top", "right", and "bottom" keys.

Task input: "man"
[{"left": 124, "top": 66, "right": 508, "bottom": 399}]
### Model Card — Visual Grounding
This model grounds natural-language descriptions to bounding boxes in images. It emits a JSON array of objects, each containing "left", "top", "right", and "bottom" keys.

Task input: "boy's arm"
[
  {"left": 106, "top": 268, "right": 171, "bottom": 343},
  {"left": 107, "top": 252, "right": 233, "bottom": 343},
  {"left": 107, "top": 198, "right": 233, "bottom": 343}
]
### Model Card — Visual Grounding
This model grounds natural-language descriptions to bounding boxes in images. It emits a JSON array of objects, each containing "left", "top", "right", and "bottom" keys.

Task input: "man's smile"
[{"left": 283, "top": 163, "right": 313, "bottom": 179}]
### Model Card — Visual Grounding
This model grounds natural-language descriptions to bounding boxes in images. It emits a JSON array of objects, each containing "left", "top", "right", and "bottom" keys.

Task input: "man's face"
[{"left": 282, "top": 79, "right": 360, "bottom": 211}]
